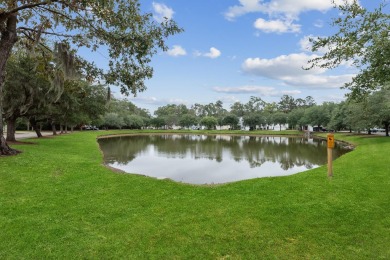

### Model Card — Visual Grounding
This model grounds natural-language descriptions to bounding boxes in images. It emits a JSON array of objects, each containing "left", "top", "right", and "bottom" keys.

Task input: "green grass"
[{"left": 1, "top": 130, "right": 389, "bottom": 259}]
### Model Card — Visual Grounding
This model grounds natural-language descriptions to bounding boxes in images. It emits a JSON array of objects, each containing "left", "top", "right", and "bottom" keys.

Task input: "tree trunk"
[
  {"left": 6, "top": 116, "right": 16, "bottom": 142},
  {"left": 385, "top": 122, "right": 389, "bottom": 137},
  {"left": 60, "top": 125, "right": 64, "bottom": 134},
  {"left": 0, "top": 13, "right": 19, "bottom": 155},
  {"left": 35, "top": 127, "right": 43, "bottom": 138},
  {"left": 0, "top": 135, "right": 19, "bottom": 155},
  {"left": 29, "top": 118, "right": 43, "bottom": 138},
  {"left": 52, "top": 122, "right": 57, "bottom": 135}
]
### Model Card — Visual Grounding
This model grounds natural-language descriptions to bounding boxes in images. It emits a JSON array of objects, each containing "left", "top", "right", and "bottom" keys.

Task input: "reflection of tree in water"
[
  {"left": 98, "top": 135, "right": 150, "bottom": 164},
  {"left": 99, "top": 134, "right": 350, "bottom": 170},
  {"left": 246, "top": 136, "right": 331, "bottom": 170}
]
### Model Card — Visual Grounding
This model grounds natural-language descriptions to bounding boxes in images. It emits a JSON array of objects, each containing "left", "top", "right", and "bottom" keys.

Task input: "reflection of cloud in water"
[{"left": 99, "top": 135, "right": 351, "bottom": 184}]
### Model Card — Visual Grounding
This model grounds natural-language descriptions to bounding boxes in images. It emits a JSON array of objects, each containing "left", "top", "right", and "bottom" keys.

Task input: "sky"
[{"left": 86, "top": 0, "right": 386, "bottom": 113}]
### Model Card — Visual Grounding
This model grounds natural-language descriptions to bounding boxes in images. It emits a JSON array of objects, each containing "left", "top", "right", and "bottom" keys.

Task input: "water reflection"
[{"left": 98, "top": 134, "right": 350, "bottom": 184}]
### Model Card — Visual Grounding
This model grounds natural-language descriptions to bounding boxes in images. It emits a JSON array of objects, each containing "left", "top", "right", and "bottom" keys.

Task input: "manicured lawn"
[{"left": 1, "top": 130, "right": 389, "bottom": 259}]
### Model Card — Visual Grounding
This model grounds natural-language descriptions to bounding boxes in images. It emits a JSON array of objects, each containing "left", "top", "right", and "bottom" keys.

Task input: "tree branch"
[
  {"left": 1, "top": 1, "right": 59, "bottom": 17},
  {"left": 37, "top": 5, "right": 100, "bottom": 34},
  {"left": 17, "top": 27, "right": 75, "bottom": 38},
  {"left": 19, "top": 31, "right": 52, "bottom": 52}
]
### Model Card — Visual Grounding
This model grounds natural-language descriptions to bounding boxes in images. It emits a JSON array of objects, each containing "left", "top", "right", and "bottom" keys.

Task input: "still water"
[{"left": 98, "top": 134, "right": 351, "bottom": 184}]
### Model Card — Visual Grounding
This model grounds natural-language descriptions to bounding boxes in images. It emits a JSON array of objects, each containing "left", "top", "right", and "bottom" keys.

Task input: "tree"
[
  {"left": 278, "top": 95, "right": 296, "bottom": 113},
  {"left": 230, "top": 102, "right": 245, "bottom": 117},
  {"left": 124, "top": 115, "right": 144, "bottom": 129},
  {"left": 102, "top": 113, "right": 125, "bottom": 129},
  {"left": 369, "top": 87, "right": 390, "bottom": 136},
  {"left": 105, "top": 98, "right": 150, "bottom": 130},
  {"left": 107, "top": 99, "right": 150, "bottom": 121},
  {"left": 179, "top": 114, "right": 198, "bottom": 129},
  {"left": 308, "top": 0, "right": 390, "bottom": 99},
  {"left": 304, "top": 96, "right": 316, "bottom": 107},
  {"left": 154, "top": 104, "right": 189, "bottom": 127},
  {"left": 295, "top": 98, "right": 306, "bottom": 108},
  {"left": 77, "top": 84, "right": 108, "bottom": 128},
  {"left": 303, "top": 105, "right": 331, "bottom": 131},
  {"left": 200, "top": 116, "right": 218, "bottom": 130},
  {"left": 328, "top": 102, "right": 349, "bottom": 132},
  {"left": 245, "top": 96, "right": 266, "bottom": 114},
  {"left": 272, "top": 112, "right": 288, "bottom": 131},
  {"left": 191, "top": 103, "right": 206, "bottom": 117},
  {"left": 3, "top": 53, "right": 49, "bottom": 141},
  {"left": 199, "top": 101, "right": 228, "bottom": 121},
  {"left": 0, "top": 1, "right": 182, "bottom": 155},
  {"left": 151, "top": 117, "right": 166, "bottom": 129},
  {"left": 287, "top": 108, "right": 306, "bottom": 130},
  {"left": 243, "top": 113, "right": 265, "bottom": 131},
  {"left": 213, "top": 100, "right": 228, "bottom": 126},
  {"left": 222, "top": 114, "right": 239, "bottom": 130},
  {"left": 345, "top": 101, "right": 373, "bottom": 133}
]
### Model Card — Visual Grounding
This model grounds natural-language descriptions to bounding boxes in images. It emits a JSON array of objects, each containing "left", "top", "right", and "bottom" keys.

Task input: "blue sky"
[{"left": 89, "top": 0, "right": 385, "bottom": 113}]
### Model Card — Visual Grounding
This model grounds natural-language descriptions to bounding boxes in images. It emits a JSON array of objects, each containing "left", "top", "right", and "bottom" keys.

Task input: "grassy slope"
[{"left": 0, "top": 131, "right": 389, "bottom": 259}]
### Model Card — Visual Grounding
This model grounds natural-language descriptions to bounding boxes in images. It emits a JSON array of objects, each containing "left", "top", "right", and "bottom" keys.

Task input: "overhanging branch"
[
  {"left": 17, "top": 27, "right": 75, "bottom": 38},
  {"left": 1, "top": 1, "right": 59, "bottom": 17}
]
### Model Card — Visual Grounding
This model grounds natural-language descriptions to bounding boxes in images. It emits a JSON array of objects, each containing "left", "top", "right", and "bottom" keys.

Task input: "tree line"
[{"left": 87, "top": 92, "right": 390, "bottom": 137}]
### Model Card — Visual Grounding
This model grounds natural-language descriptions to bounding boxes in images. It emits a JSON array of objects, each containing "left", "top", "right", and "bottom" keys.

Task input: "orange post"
[{"left": 327, "top": 134, "right": 334, "bottom": 177}]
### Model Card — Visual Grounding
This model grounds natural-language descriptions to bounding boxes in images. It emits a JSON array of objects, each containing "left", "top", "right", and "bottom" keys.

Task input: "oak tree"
[
  {"left": 308, "top": 0, "right": 389, "bottom": 99},
  {"left": 0, "top": 0, "right": 182, "bottom": 155}
]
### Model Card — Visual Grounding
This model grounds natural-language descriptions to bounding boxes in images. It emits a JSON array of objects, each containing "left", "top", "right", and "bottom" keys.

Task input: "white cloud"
[
  {"left": 264, "top": 0, "right": 335, "bottom": 19},
  {"left": 282, "top": 74, "right": 355, "bottom": 88},
  {"left": 281, "top": 90, "right": 302, "bottom": 95},
  {"left": 167, "top": 45, "right": 187, "bottom": 57},
  {"left": 225, "top": 0, "right": 357, "bottom": 35},
  {"left": 213, "top": 85, "right": 301, "bottom": 96},
  {"left": 242, "top": 53, "right": 325, "bottom": 78},
  {"left": 214, "top": 86, "right": 275, "bottom": 94},
  {"left": 254, "top": 18, "right": 300, "bottom": 33},
  {"left": 218, "top": 95, "right": 241, "bottom": 104},
  {"left": 129, "top": 96, "right": 159, "bottom": 104},
  {"left": 242, "top": 53, "right": 355, "bottom": 89},
  {"left": 225, "top": 0, "right": 265, "bottom": 21},
  {"left": 195, "top": 47, "right": 221, "bottom": 59},
  {"left": 204, "top": 47, "right": 221, "bottom": 59},
  {"left": 129, "top": 96, "right": 189, "bottom": 107},
  {"left": 152, "top": 2, "right": 174, "bottom": 23},
  {"left": 225, "top": 0, "right": 356, "bottom": 20}
]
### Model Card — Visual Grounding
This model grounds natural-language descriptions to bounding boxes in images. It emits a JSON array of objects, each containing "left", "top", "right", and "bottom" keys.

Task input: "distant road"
[{"left": 12, "top": 131, "right": 53, "bottom": 140}]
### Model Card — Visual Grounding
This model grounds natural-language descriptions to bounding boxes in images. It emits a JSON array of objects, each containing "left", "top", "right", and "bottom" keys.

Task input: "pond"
[{"left": 98, "top": 134, "right": 351, "bottom": 184}]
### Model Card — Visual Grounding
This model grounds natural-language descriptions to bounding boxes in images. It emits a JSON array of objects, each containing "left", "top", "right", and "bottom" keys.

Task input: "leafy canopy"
[
  {"left": 307, "top": 0, "right": 390, "bottom": 99},
  {"left": 0, "top": 0, "right": 183, "bottom": 95}
]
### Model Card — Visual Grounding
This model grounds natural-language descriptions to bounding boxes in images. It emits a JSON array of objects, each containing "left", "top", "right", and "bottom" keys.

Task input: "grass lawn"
[{"left": 0, "top": 130, "right": 389, "bottom": 259}]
